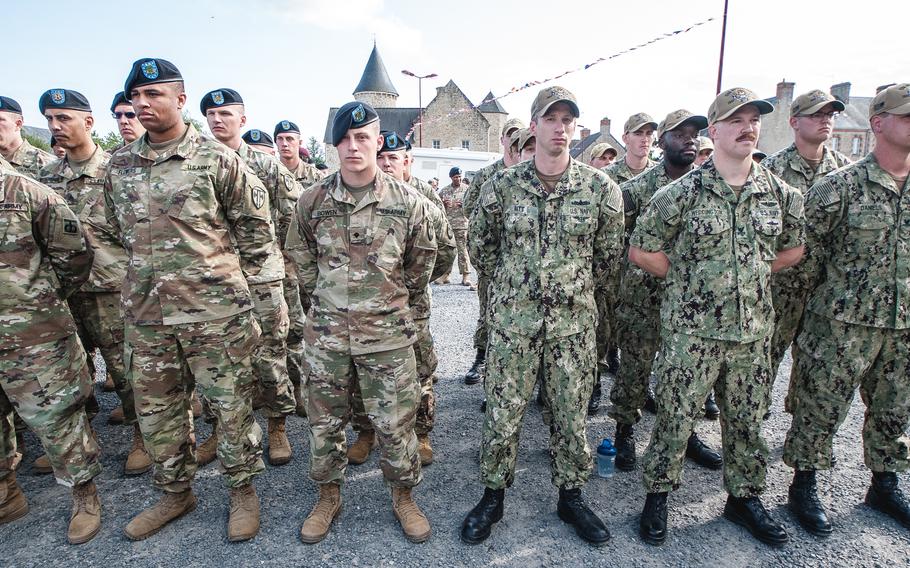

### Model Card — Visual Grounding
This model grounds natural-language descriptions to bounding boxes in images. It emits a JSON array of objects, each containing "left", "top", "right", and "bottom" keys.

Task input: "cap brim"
[
  {"left": 663, "top": 115, "right": 709, "bottom": 136},
  {"left": 796, "top": 99, "right": 846, "bottom": 116},
  {"left": 627, "top": 121, "right": 659, "bottom": 133},
  {"left": 886, "top": 101, "right": 910, "bottom": 116},
  {"left": 713, "top": 99, "right": 775, "bottom": 123},
  {"left": 541, "top": 99, "right": 580, "bottom": 118}
]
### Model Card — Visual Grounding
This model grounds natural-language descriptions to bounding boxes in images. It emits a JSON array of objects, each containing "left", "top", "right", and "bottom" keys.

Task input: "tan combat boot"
[
  {"left": 124, "top": 490, "right": 197, "bottom": 541},
  {"left": 347, "top": 430, "right": 375, "bottom": 465},
  {"left": 191, "top": 392, "right": 203, "bottom": 419},
  {"left": 228, "top": 484, "right": 260, "bottom": 542},
  {"left": 294, "top": 383, "right": 307, "bottom": 418},
  {"left": 31, "top": 453, "right": 53, "bottom": 475},
  {"left": 101, "top": 372, "right": 116, "bottom": 392},
  {"left": 417, "top": 434, "right": 434, "bottom": 466},
  {"left": 268, "top": 417, "right": 292, "bottom": 466},
  {"left": 108, "top": 404, "right": 125, "bottom": 425},
  {"left": 0, "top": 472, "right": 29, "bottom": 524},
  {"left": 391, "top": 486, "right": 431, "bottom": 543},
  {"left": 196, "top": 432, "right": 218, "bottom": 466},
  {"left": 300, "top": 483, "right": 341, "bottom": 544},
  {"left": 125, "top": 423, "right": 153, "bottom": 476},
  {"left": 68, "top": 481, "right": 101, "bottom": 544}
]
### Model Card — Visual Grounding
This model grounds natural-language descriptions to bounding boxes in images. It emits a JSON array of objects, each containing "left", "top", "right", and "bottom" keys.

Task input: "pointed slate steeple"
[
  {"left": 476, "top": 91, "right": 507, "bottom": 114},
  {"left": 353, "top": 42, "right": 399, "bottom": 97}
]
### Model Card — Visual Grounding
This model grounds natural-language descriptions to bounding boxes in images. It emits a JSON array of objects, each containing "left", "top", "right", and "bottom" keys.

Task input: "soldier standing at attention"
[
  {"left": 0, "top": 157, "right": 103, "bottom": 544},
  {"left": 287, "top": 102, "right": 437, "bottom": 544},
  {"left": 200, "top": 88, "right": 297, "bottom": 467},
  {"left": 588, "top": 142, "right": 618, "bottom": 169},
  {"left": 437, "top": 167, "right": 474, "bottom": 288},
  {"left": 275, "top": 120, "right": 322, "bottom": 188},
  {"left": 107, "top": 58, "right": 282, "bottom": 542},
  {"left": 695, "top": 136, "right": 714, "bottom": 166},
  {"left": 461, "top": 87, "right": 624, "bottom": 547},
  {"left": 0, "top": 96, "right": 55, "bottom": 178},
  {"left": 783, "top": 83, "right": 910, "bottom": 536},
  {"left": 111, "top": 91, "right": 146, "bottom": 145},
  {"left": 631, "top": 88, "right": 804, "bottom": 547},
  {"left": 241, "top": 129, "right": 276, "bottom": 156}
]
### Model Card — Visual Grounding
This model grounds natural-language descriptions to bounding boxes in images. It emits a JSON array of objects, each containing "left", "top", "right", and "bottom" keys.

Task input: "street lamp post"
[{"left": 401, "top": 69, "right": 437, "bottom": 147}]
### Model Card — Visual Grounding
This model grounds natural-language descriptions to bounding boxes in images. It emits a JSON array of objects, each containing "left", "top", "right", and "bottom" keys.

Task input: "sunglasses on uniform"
[{"left": 112, "top": 111, "right": 137, "bottom": 119}]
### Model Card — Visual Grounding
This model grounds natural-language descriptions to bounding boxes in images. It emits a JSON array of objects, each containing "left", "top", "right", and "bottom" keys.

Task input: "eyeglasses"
[
  {"left": 799, "top": 111, "right": 839, "bottom": 122},
  {"left": 112, "top": 111, "right": 137, "bottom": 119}
]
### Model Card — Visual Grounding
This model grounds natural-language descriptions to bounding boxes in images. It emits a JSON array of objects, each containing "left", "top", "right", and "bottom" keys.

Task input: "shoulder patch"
[
  {"left": 812, "top": 179, "right": 841, "bottom": 208},
  {"left": 653, "top": 192, "right": 680, "bottom": 222},
  {"left": 604, "top": 186, "right": 622, "bottom": 213},
  {"left": 622, "top": 189, "right": 635, "bottom": 214}
]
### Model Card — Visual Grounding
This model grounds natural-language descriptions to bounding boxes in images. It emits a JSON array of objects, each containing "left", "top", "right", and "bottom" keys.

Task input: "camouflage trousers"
[
  {"left": 770, "top": 283, "right": 811, "bottom": 413},
  {"left": 284, "top": 278, "right": 306, "bottom": 396},
  {"left": 306, "top": 344, "right": 421, "bottom": 487},
  {"left": 595, "top": 292, "right": 617, "bottom": 364},
  {"left": 69, "top": 290, "right": 136, "bottom": 424},
  {"left": 783, "top": 311, "right": 910, "bottom": 472},
  {"left": 352, "top": 319, "right": 437, "bottom": 435},
  {"left": 250, "top": 282, "right": 295, "bottom": 418},
  {"left": 609, "top": 305, "right": 660, "bottom": 425},
  {"left": 642, "top": 330, "right": 772, "bottom": 498},
  {"left": 449, "top": 228, "right": 470, "bottom": 276},
  {"left": 480, "top": 327, "right": 596, "bottom": 490},
  {"left": 127, "top": 312, "right": 265, "bottom": 492},
  {"left": 472, "top": 272, "right": 490, "bottom": 351},
  {"left": 0, "top": 335, "right": 101, "bottom": 487}
]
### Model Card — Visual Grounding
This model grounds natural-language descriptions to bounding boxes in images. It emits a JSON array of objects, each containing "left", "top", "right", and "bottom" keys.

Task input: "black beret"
[
  {"left": 378, "top": 130, "right": 407, "bottom": 153},
  {"left": 39, "top": 89, "right": 91, "bottom": 114},
  {"left": 274, "top": 120, "right": 300, "bottom": 138},
  {"left": 200, "top": 88, "right": 243, "bottom": 114},
  {"left": 110, "top": 91, "right": 129, "bottom": 113},
  {"left": 0, "top": 96, "right": 22, "bottom": 114},
  {"left": 124, "top": 58, "right": 183, "bottom": 99},
  {"left": 242, "top": 129, "right": 274, "bottom": 147},
  {"left": 449, "top": 166, "right": 462, "bottom": 177},
  {"left": 331, "top": 101, "right": 379, "bottom": 146}
]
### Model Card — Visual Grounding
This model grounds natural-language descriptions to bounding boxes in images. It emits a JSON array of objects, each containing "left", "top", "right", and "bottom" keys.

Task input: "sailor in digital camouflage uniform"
[
  {"left": 287, "top": 102, "right": 437, "bottom": 544},
  {"left": 107, "top": 58, "right": 281, "bottom": 542},
  {"left": 588, "top": 142, "right": 618, "bottom": 169},
  {"left": 630, "top": 88, "right": 804, "bottom": 547},
  {"left": 461, "top": 87, "right": 623, "bottom": 547},
  {"left": 0, "top": 96, "right": 55, "bottom": 179},
  {"left": 0, "top": 157, "right": 104, "bottom": 544},
  {"left": 783, "top": 83, "right": 910, "bottom": 536}
]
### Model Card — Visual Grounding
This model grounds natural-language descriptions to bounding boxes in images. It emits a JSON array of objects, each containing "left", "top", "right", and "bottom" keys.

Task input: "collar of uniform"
[
  {"left": 133, "top": 122, "right": 197, "bottom": 162},
  {"left": 785, "top": 143, "right": 837, "bottom": 177},
  {"left": 61, "top": 144, "right": 108, "bottom": 180},
  {"left": 8, "top": 137, "right": 36, "bottom": 166},
  {"left": 700, "top": 159, "right": 768, "bottom": 200},
  {"left": 329, "top": 169, "right": 387, "bottom": 209},
  {"left": 864, "top": 153, "right": 903, "bottom": 195},
  {"left": 236, "top": 140, "right": 255, "bottom": 162},
  {"left": 520, "top": 158, "right": 585, "bottom": 199}
]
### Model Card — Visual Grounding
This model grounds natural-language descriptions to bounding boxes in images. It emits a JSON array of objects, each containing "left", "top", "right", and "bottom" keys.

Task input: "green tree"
[
  {"left": 183, "top": 111, "right": 207, "bottom": 135},
  {"left": 92, "top": 130, "right": 124, "bottom": 151},
  {"left": 306, "top": 136, "right": 325, "bottom": 166},
  {"left": 23, "top": 134, "right": 50, "bottom": 152}
]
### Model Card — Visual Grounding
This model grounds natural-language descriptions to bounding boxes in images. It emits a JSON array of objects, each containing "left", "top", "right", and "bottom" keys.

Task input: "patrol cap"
[
  {"left": 449, "top": 166, "right": 462, "bottom": 177},
  {"left": 623, "top": 112, "right": 658, "bottom": 134},
  {"left": 501, "top": 117, "right": 525, "bottom": 137},
  {"left": 0, "top": 96, "right": 22, "bottom": 115},
  {"left": 378, "top": 130, "right": 407, "bottom": 154},
  {"left": 274, "top": 119, "right": 300, "bottom": 138},
  {"left": 331, "top": 101, "right": 379, "bottom": 146},
  {"left": 518, "top": 129, "right": 536, "bottom": 150},
  {"left": 590, "top": 142, "right": 617, "bottom": 159},
  {"left": 530, "top": 86, "right": 579, "bottom": 119},
  {"left": 110, "top": 91, "right": 129, "bottom": 113},
  {"left": 657, "top": 109, "right": 708, "bottom": 138},
  {"left": 697, "top": 136, "right": 714, "bottom": 152},
  {"left": 200, "top": 88, "right": 243, "bottom": 114},
  {"left": 124, "top": 58, "right": 183, "bottom": 98},
  {"left": 707, "top": 87, "right": 774, "bottom": 124},
  {"left": 242, "top": 129, "right": 273, "bottom": 147},
  {"left": 39, "top": 89, "right": 92, "bottom": 114},
  {"left": 869, "top": 83, "right": 910, "bottom": 118},
  {"left": 790, "top": 89, "right": 845, "bottom": 117},
  {"left": 509, "top": 127, "right": 525, "bottom": 149}
]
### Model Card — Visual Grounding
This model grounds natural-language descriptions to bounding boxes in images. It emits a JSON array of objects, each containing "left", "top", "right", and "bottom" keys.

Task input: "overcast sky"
[{"left": 5, "top": 0, "right": 906, "bottom": 146}]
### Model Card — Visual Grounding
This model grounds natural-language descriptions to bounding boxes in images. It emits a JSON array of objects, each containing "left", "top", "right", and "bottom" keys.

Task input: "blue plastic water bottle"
[{"left": 596, "top": 439, "right": 617, "bottom": 478}]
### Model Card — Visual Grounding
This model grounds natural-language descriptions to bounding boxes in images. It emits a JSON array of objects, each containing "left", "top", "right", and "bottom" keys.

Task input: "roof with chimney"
[
  {"left": 353, "top": 43, "right": 399, "bottom": 96},
  {"left": 570, "top": 131, "right": 624, "bottom": 159}
]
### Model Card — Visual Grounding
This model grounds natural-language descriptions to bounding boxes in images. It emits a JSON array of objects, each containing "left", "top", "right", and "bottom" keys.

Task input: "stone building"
[{"left": 569, "top": 116, "right": 625, "bottom": 163}]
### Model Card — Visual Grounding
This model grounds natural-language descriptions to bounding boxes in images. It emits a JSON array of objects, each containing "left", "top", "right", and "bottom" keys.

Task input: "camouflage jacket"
[
  {"left": 631, "top": 159, "right": 805, "bottom": 342},
  {"left": 236, "top": 141, "right": 301, "bottom": 249},
  {"left": 438, "top": 183, "right": 469, "bottom": 230},
  {"left": 803, "top": 153, "right": 910, "bottom": 330},
  {"left": 463, "top": 158, "right": 506, "bottom": 217},
  {"left": 288, "top": 158, "right": 322, "bottom": 189},
  {"left": 104, "top": 123, "right": 283, "bottom": 327},
  {"left": 763, "top": 143, "right": 850, "bottom": 289},
  {"left": 469, "top": 158, "right": 625, "bottom": 339},
  {"left": 286, "top": 170, "right": 437, "bottom": 355},
  {"left": 39, "top": 145, "right": 127, "bottom": 293},
  {"left": 604, "top": 157, "right": 656, "bottom": 185},
  {"left": 5, "top": 138, "right": 55, "bottom": 179},
  {"left": 1, "top": 162, "right": 93, "bottom": 349},
  {"left": 408, "top": 176, "right": 456, "bottom": 284}
]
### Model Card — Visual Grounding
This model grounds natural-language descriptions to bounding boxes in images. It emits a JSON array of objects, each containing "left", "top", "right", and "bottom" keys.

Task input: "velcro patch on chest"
[
  {"left": 312, "top": 208, "right": 339, "bottom": 219},
  {"left": 0, "top": 203, "right": 27, "bottom": 212},
  {"left": 653, "top": 193, "right": 680, "bottom": 222},
  {"left": 184, "top": 164, "right": 211, "bottom": 172},
  {"left": 377, "top": 207, "right": 407, "bottom": 217},
  {"left": 813, "top": 180, "right": 841, "bottom": 208}
]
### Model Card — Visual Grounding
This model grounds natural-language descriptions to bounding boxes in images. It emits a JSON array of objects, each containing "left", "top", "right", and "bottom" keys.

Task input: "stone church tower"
[{"left": 353, "top": 43, "right": 399, "bottom": 109}]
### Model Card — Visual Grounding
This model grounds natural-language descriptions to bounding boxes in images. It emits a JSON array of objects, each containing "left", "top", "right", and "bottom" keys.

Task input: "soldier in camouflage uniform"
[
  {"left": 0, "top": 158, "right": 104, "bottom": 544},
  {"left": 111, "top": 91, "right": 146, "bottom": 145},
  {"left": 0, "top": 96, "right": 55, "bottom": 179},
  {"left": 588, "top": 142, "right": 618, "bottom": 169},
  {"left": 461, "top": 87, "right": 624, "bottom": 547},
  {"left": 106, "top": 58, "right": 281, "bottom": 542},
  {"left": 287, "top": 102, "right": 437, "bottom": 544},
  {"left": 611, "top": 109, "right": 721, "bottom": 473},
  {"left": 695, "top": 136, "right": 714, "bottom": 166},
  {"left": 275, "top": 120, "right": 322, "bottom": 188},
  {"left": 437, "top": 167, "right": 473, "bottom": 288},
  {"left": 201, "top": 88, "right": 297, "bottom": 468},
  {"left": 631, "top": 88, "right": 804, "bottom": 547},
  {"left": 761, "top": 90, "right": 851, "bottom": 416},
  {"left": 783, "top": 84, "right": 910, "bottom": 536}
]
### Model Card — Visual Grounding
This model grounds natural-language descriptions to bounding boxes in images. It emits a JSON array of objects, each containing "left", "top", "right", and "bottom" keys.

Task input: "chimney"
[
  {"left": 776, "top": 80, "right": 795, "bottom": 105},
  {"left": 580, "top": 127, "right": 591, "bottom": 140},
  {"left": 831, "top": 82, "right": 851, "bottom": 104},
  {"left": 600, "top": 117, "right": 611, "bottom": 140}
]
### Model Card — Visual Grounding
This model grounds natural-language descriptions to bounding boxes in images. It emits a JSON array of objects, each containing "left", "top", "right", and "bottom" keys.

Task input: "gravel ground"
[{"left": 5, "top": 273, "right": 910, "bottom": 567}]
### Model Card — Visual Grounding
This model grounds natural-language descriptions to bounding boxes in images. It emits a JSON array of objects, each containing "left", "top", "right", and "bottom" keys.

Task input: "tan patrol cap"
[
  {"left": 501, "top": 117, "right": 525, "bottom": 137},
  {"left": 790, "top": 89, "right": 846, "bottom": 117},
  {"left": 624, "top": 112, "right": 658, "bottom": 134},
  {"left": 509, "top": 127, "right": 525, "bottom": 148},
  {"left": 657, "top": 109, "right": 708, "bottom": 138},
  {"left": 869, "top": 83, "right": 910, "bottom": 118},
  {"left": 590, "top": 142, "right": 617, "bottom": 159},
  {"left": 707, "top": 87, "right": 774, "bottom": 124},
  {"left": 518, "top": 129, "right": 536, "bottom": 150},
  {"left": 530, "top": 86, "right": 579, "bottom": 119},
  {"left": 697, "top": 136, "right": 714, "bottom": 152}
]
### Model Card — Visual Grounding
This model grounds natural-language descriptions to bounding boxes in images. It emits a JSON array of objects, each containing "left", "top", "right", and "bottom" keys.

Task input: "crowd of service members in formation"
[{"left": 0, "top": 57, "right": 908, "bottom": 552}]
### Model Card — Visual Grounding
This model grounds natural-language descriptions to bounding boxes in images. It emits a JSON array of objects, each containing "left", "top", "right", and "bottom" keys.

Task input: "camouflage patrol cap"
[
  {"left": 242, "top": 129, "right": 273, "bottom": 148},
  {"left": 623, "top": 112, "right": 658, "bottom": 134},
  {"left": 518, "top": 129, "right": 536, "bottom": 150},
  {"left": 331, "top": 101, "right": 379, "bottom": 146},
  {"left": 0, "top": 96, "right": 22, "bottom": 115},
  {"left": 530, "top": 86, "right": 579, "bottom": 119},
  {"left": 707, "top": 87, "right": 774, "bottom": 124},
  {"left": 124, "top": 58, "right": 183, "bottom": 99},
  {"left": 696, "top": 136, "right": 714, "bottom": 152},
  {"left": 657, "top": 109, "right": 708, "bottom": 138},
  {"left": 509, "top": 127, "right": 525, "bottom": 149},
  {"left": 110, "top": 91, "right": 129, "bottom": 113},
  {"left": 790, "top": 89, "right": 845, "bottom": 117},
  {"left": 378, "top": 130, "right": 407, "bottom": 154},
  {"left": 501, "top": 117, "right": 525, "bottom": 137},
  {"left": 274, "top": 119, "right": 300, "bottom": 138},
  {"left": 590, "top": 142, "right": 617, "bottom": 158},
  {"left": 200, "top": 88, "right": 243, "bottom": 114},
  {"left": 869, "top": 83, "right": 910, "bottom": 118},
  {"left": 39, "top": 89, "right": 91, "bottom": 114}
]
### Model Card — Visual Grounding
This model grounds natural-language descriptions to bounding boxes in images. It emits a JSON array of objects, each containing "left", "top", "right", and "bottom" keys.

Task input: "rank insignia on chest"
[
  {"left": 50, "top": 89, "right": 66, "bottom": 105},
  {"left": 63, "top": 219, "right": 78, "bottom": 234},
  {"left": 252, "top": 187, "right": 266, "bottom": 210},
  {"left": 211, "top": 91, "right": 224, "bottom": 105},
  {"left": 141, "top": 60, "right": 159, "bottom": 79}
]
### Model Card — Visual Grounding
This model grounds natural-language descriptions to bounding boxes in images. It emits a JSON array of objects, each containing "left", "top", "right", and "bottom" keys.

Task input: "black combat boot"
[
  {"left": 788, "top": 470, "right": 833, "bottom": 536},
  {"left": 606, "top": 345, "right": 620, "bottom": 376},
  {"left": 556, "top": 488, "right": 610, "bottom": 546},
  {"left": 464, "top": 350, "right": 485, "bottom": 385},
  {"left": 479, "top": 398, "right": 487, "bottom": 413},
  {"left": 643, "top": 385, "right": 658, "bottom": 414},
  {"left": 639, "top": 492, "right": 668, "bottom": 545},
  {"left": 703, "top": 391, "right": 720, "bottom": 420},
  {"left": 866, "top": 471, "right": 910, "bottom": 529},
  {"left": 615, "top": 423, "right": 636, "bottom": 471},
  {"left": 686, "top": 432, "right": 723, "bottom": 470},
  {"left": 587, "top": 371, "right": 602, "bottom": 416},
  {"left": 723, "top": 495, "right": 789, "bottom": 546},
  {"left": 461, "top": 487, "right": 504, "bottom": 544}
]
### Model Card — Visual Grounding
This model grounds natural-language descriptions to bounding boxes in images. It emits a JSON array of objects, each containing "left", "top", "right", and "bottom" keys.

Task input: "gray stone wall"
[{"left": 419, "top": 81, "right": 491, "bottom": 151}]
